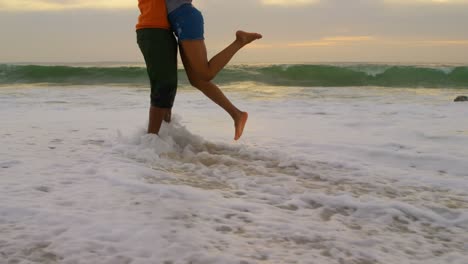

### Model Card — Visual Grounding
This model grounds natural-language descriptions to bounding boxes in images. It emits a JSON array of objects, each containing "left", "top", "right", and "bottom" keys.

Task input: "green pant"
[{"left": 137, "top": 28, "right": 178, "bottom": 108}]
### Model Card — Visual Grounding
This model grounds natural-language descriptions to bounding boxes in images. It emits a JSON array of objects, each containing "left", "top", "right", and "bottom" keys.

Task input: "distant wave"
[{"left": 1, "top": 64, "right": 467, "bottom": 88}]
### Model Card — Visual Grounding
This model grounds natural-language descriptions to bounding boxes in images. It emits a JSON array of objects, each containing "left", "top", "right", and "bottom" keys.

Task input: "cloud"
[
  {"left": 286, "top": 36, "right": 468, "bottom": 48},
  {"left": 0, "top": 0, "right": 321, "bottom": 11},
  {"left": 288, "top": 36, "right": 375, "bottom": 47},
  {"left": 385, "top": 0, "right": 468, "bottom": 4},
  {"left": 261, "top": 0, "right": 468, "bottom": 7},
  {"left": 430, "top": 40, "right": 468, "bottom": 45},
  {"left": 3, "top": 0, "right": 468, "bottom": 12},
  {"left": 245, "top": 43, "right": 276, "bottom": 49},
  {"left": 288, "top": 41, "right": 335, "bottom": 47},
  {"left": 0, "top": 0, "right": 134, "bottom": 11},
  {"left": 322, "top": 36, "right": 375, "bottom": 42},
  {"left": 260, "top": 0, "right": 320, "bottom": 6},
  {"left": 390, "top": 39, "right": 468, "bottom": 47}
]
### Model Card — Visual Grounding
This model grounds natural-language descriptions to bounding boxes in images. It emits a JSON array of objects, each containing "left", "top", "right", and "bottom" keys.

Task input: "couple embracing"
[{"left": 136, "top": 0, "right": 262, "bottom": 140}]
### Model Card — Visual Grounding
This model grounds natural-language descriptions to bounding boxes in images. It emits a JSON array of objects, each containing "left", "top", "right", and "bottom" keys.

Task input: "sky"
[{"left": 1, "top": 0, "right": 468, "bottom": 64}]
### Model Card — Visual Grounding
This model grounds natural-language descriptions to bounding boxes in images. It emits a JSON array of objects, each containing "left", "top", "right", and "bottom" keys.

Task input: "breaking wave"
[{"left": 1, "top": 63, "right": 467, "bottom": 88}]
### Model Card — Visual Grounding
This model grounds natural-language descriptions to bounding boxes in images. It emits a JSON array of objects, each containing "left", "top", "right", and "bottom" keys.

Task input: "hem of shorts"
[
  {"left": 177, "top": 37, "right": 205, "bottom": 41},
  {"left": 150, "top": 102, "right": 173, "bottom": 109}
]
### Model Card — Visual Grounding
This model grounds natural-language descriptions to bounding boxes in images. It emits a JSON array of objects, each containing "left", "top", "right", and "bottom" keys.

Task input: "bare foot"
[
  {"left": 234, "top": 112, "right": 248, "bottom": 141},
  {"left": 164, "top": 109, "right": 171, "bottom": 123},
  {"left": 236, "top": 30, "right": 262, "bottom": 47}
]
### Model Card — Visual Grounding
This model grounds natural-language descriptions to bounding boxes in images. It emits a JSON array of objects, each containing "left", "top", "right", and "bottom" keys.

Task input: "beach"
[{"left": 1, "top": 64, "right": 468, "bottom": 264}]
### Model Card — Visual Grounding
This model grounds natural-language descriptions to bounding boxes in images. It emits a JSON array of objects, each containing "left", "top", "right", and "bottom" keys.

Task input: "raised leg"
[
  {"left": 180, "top": 43, "right": 248, "bottom": 140},
  {"left": 180, "top": 30, "right": 262, "bottom": 81}
]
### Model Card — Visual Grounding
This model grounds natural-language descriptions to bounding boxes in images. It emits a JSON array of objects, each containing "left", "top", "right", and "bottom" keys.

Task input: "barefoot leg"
[
  {"left": 180, "top": 46, "right": 247, "bottom": 139},
  {"left": 148, "top": 106, "right": 169, "bottom": 134},
  {"left": 235, "top": 112, "right": 248, "bottom": 141},
  {"left": 179, "top": 31, "right": 262, "bottom": 81},
  {"left": 178, "top": 31, "right": 260, "bottom": 139},
  {"left": 235, "top": 30, "right": 263, "bottom": 46},
  {"left": 164, "top": 109, "right": 172, "bottom": 123}
]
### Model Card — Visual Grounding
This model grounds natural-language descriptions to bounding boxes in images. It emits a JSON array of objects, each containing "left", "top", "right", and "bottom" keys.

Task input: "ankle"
[
  {"left": 233, "top": 39, "right": 244, "bottom": 49},
  {"left": 235, "top": 110, "right": 246, "bottom": 121},
  {"left": 230, "top": 109, "right": 242, "bottom": 121}
]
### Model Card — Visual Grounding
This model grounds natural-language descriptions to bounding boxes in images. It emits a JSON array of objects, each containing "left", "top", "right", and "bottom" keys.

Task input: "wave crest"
[{"left": 1, "top": 64, "right": 467, "bottom": 88}]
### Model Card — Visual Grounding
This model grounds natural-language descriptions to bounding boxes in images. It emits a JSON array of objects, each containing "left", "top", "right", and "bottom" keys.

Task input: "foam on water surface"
[
  {"left": 1, "top": 85, "right": 468, "bottom": 263},
  {"left": 110, "top": 116, "right": 468, "bottom": 263}
]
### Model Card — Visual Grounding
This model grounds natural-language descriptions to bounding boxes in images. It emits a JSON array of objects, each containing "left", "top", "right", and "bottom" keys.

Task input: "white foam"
[{"left": 1, "top": 85, "right": 468, "bottom": 263}]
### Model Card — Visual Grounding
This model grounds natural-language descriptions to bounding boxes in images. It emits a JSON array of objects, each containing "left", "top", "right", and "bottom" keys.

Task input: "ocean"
[
  {"left": 1, "top": 63, "right": 468, "bottom": 264},
  {"left": 1, "top": 63, "right": 468, "bottom": 88}
]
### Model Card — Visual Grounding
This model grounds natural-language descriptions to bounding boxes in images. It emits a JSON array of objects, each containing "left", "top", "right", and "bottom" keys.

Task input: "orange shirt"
[{"left": 136, "top": 0, "right": 170, "bottom": 30}]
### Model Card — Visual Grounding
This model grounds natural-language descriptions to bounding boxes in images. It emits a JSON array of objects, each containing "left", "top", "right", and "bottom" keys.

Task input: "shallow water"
[{"left": 1, "top": 84, "right": 468, "bottom": 263}]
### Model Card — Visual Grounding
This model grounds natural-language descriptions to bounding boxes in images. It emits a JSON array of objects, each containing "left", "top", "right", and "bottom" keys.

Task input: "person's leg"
[
  {"left": 164, "top": 110, "right": 172, "bottom": 123},
  {"left": 148, "top": 106, "right": 169, "bottom": 134},
  {"left": 137, "top": 28, "right": 178, "bottom": 134},
  {"left": 180, "top": 31, "right": 262, "bottom": 82},
  {"left": 168, "top": 4, "right": 258, "bottom": 139},
  {"left": 180, "top": 46, "right": 248, "bottom": 140}
]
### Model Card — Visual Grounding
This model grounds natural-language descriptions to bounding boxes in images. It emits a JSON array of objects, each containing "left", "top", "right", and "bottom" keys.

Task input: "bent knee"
[
  {"left": 193, "top": 68, "right": 215, "bottom": 82},
  {"left": 201, "top": 72, "right": 215, "bottom": 82},
  {"left": 188, "top": 77, "right": 209, "bottom": 90}
]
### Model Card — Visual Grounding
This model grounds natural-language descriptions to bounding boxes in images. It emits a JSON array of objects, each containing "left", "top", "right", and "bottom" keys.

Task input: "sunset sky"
[{"left": 1, "top": 0, "right": 468, "bottom": 63}]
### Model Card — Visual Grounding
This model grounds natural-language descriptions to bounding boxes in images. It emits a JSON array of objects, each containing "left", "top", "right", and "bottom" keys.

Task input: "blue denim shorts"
[{"left": 168, "top": 4, "right": 205, "bottom": 41}]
